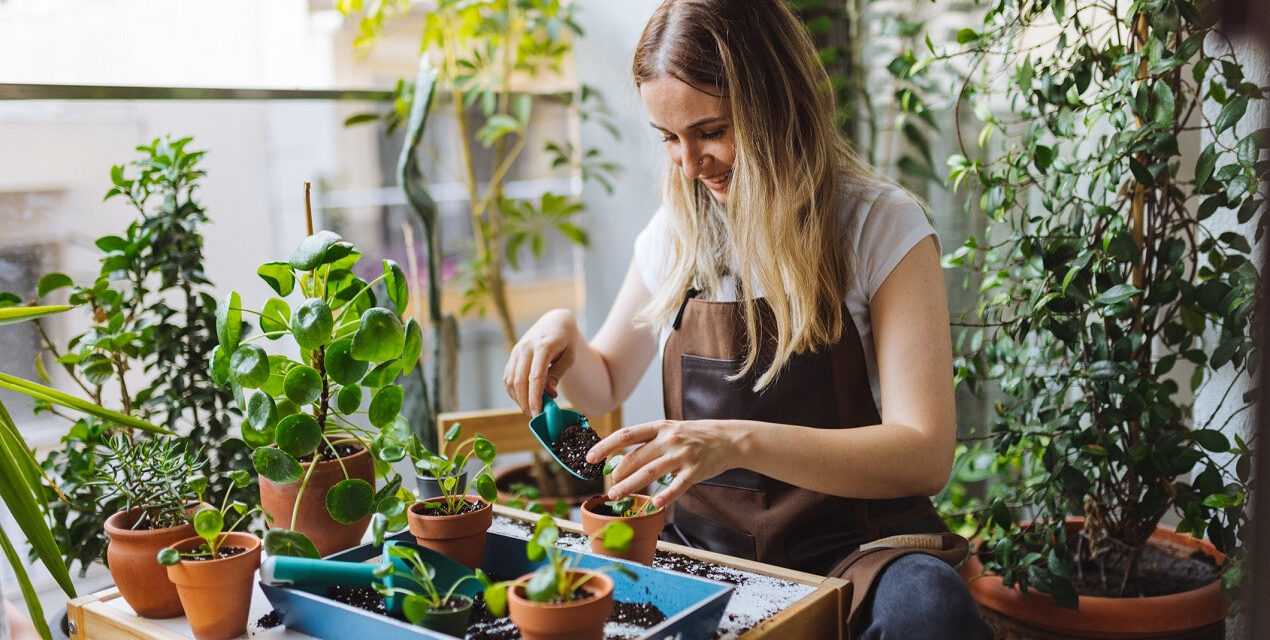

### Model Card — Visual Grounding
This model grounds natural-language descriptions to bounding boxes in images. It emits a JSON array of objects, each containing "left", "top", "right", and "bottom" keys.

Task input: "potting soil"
[{"left": 550, "top": 424, "right": 604, "bottom": 479}]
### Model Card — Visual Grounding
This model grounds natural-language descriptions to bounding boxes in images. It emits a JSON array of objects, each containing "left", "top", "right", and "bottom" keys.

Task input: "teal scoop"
[{"left": 528, "top": 390, "right": 592, "bottom": 480}]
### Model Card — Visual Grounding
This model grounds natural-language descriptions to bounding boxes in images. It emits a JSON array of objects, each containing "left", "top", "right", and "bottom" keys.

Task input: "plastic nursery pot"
[
  {"left": 417, "top": 594, "right": 474, "bottom": 637},
  {"left": 959, "top": 518, "right": 1229, "bottom": 639},
  {"left": 163, "top": 532, "right": 262, "bottom": 640},
  {"left": 580, "top": 494, "right": 665, "bottom": 565},
  {"left": 415, "top": 470, "right": 467, "bottom": 501},
  {"left": 103, "top": 506, "right": 201, "bottom": 618},
  {"left": 406, "top": 496, "right": 493, "bottom": 570},
  {"left": 507, "top": 570, "right": 614, "bottom": 640},
  {"left": 258, "top": 440, "right": 375, "bottom": 557}
]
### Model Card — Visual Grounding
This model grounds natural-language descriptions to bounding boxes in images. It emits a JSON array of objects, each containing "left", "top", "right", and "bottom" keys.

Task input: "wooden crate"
[{"left": 68, "top": 505, "right": 850, "bottom": 640}]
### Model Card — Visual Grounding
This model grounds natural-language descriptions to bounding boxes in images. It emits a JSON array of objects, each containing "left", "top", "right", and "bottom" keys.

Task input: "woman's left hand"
[{"left": 585, "top": 419, "right": 746, "bottom": 508}]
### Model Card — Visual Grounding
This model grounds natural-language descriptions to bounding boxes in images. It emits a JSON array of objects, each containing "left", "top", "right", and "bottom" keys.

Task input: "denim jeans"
[{"left": 856, "top": 553, "right": 994, "bottom": 639}]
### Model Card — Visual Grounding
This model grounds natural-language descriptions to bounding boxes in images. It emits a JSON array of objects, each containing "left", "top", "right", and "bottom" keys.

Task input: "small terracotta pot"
[
  {"left": 406, "top": 496, "right": 493, "bottom": 569},
  {"left": 104, "top": 506, "right": 200, "bottom": 618},
  {"left": 164, "top": 532, "right": 262, "bottom": 640},
  {"left": 580, "top": 494, "right": 665, "bottom": 565},
  {"left": 960, "top": 519, "right": 1228, "bottom": 639},
  {"left": 508, "top": 570, "right": 613, "bottom": 640},
  {"left": 258, "top": 442, "right": 375, "bottom": 557}
]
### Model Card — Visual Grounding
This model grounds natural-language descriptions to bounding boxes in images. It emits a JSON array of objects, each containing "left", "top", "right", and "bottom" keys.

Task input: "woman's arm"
[
  {"left": 504, "top": 258, "right": 659, "bottom": 417},
  {"left": 590, "top": 236, "right": 956, "bottom": 504}
]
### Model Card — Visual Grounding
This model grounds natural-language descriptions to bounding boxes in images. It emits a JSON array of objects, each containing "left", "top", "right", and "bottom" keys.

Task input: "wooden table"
[{"left": 68, "top": 505, "right": 851, "bottom": 640}]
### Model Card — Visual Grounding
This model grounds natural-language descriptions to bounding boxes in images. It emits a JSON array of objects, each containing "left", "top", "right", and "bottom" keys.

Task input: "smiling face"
[{"left": 640, "top": 76, "right": 736, "bottom": 204}]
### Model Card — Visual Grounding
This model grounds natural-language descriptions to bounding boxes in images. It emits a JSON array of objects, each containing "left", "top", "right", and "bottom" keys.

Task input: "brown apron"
[{"left": 660, "top": 291, "right": 968, "bottom": 635}]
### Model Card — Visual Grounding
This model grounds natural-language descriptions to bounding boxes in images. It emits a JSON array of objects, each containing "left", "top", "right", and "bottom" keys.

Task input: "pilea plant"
[
  {"left": 937, "top": 0, "right": 1264, "bottom": 606},
  {"left": 372, "top": 545, "right": 485, "bottom": 626},
  {"left": 156, "top": 470, "right": 258, "bottom": 564},
  {"left": 217, "top": 230, "right": 422, "bottom": 555},
  {"left": 600, "top": 455, "right": 671, "bottom": 517},
  {"left": 413, "top": 423, "right": 499, "bottom": 515},
  {"left": 482, "top": 514, "right": 635, "bottom": 616}
]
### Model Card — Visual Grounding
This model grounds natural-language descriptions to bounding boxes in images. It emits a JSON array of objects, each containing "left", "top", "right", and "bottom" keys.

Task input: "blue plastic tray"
[{"left": 260, "top": 530, "right": 733, "bottom": 640}]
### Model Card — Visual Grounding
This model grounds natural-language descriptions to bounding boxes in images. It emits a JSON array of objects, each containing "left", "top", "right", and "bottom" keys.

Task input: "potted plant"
[
  {"left": 157, "top": 479, "right": 262, "bottom": 640},
  {"left": 934, "top": 1, "right": 1263, "bottom": 636},
  {"left": 482, "top": 514, "right": 636, "bottom": 640},
  {"left": 578, "top": 456, "right": 669, "bottom": 565},
  {"left": 371, "top": 544, "right": 486, "bottom": 636},
  {"left": 219, "top": 228, "right": 422, "bottom": 557},
  {"left": 94, "top": 434, "right": 210, "bottom": 618},
  {"left": 407, "top": 423, "right": 499, "bottom": 568}
]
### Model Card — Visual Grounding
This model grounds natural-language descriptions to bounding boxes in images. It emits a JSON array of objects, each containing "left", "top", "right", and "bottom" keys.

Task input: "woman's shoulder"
[{"left": 838, "top": 176, "right": 938, "bottom": 297}]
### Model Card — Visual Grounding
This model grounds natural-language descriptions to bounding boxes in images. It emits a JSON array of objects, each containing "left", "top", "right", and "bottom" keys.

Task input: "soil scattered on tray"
[
  {"left": 414, "top": 498, "right": 490, "bottom": 517},
  {"left": 327, "top": 585, "right": 388, "bottom": 616},
  {"left": 464, "top": 592, "right": 666, "bottom": 640},
  {"left": 185, "top": 546, "right": 248, "bottom": 561},
  {"left": 611, "top": 601, "right": 667, "bottom": 627},
  {"left": 297, "top": 443, "right": 363, "bottom": 464},
  {"left": 255, "top": 610, "right": 281, "bottom": 629},
  {"left": 550, "top": 424, "right": 603, "bottom": 479},
  {"left": 654, "top": 549, "right": 747, "bottom": 586}
]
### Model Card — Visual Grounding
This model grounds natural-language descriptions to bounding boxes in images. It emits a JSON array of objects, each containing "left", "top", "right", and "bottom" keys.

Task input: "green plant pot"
[{"left": 418, "top": 594, "right": 473, "bottom": 637}]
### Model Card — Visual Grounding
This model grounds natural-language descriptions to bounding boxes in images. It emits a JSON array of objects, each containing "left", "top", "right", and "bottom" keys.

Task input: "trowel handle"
[
  {"left": 542, "top": 390, "right": 563, "bottom": 442},
  {"left": 260, "top": 556, "right": 378, "bottom": 588}
]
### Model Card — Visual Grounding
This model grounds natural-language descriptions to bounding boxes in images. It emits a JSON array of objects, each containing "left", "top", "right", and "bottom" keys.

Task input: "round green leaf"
[
  {"left": 361, "top": 360, "right": 403, "bottom": 388},
  {"left": 261, "top": 298, "right": 292, "bottom": 337},
  {"left": 350, "top": 308, "right": 405, "bottom": 362},
  {"left": 276, "top": 397, "right": 300, "bottom": 419},
  {"left": 257, "top": 262, "right": 296, "bottom": 297},
  {"left": 402, "top": 594, "right": 430, "bottom": 625},
  {"left": 209, "top": 345, "right": 230, "bottom": 386},
  {"left": 325, "top": 478, "right": 374, "bottom": 524},
  {"left": 283, "top": 365, "right": 322, "bottom": 405},
  {"left": 383, "top": 259, "right": 409, "bottom": 313},
  {"left": 246, "top": 390, "right": 278, "bottom": 431},
  {"left": 216, "top": 292, "right": 242, "bottom": 353},
  {"left": 526, "top": 566, "right": 559, "bottom": 602},
  {"left": 292, "top": 298, "right": 333, "bottom": 350},
  {"left": 475, "top": 473, "right": 498, "bottom": 503},
  {"left": 193, "top": 508, "right": 224, "bottom": 541},
  {"left": 473, "top": 436, "right": 496, "bottom": 465},
  {"left": 276, "top": 414, "right": 322, "bottom": 458},
  {"left": 156, "top": 547, "right": 181, "bottom": 566},
  {"left": 401, "top": 318, "right": 423, "bottom": 377},
  {"left": 336, "top": 385, "right": 363, "bottom": 414},
  {"left": 262, "top": 356, "right": 296, "bottom": 397},
  {"left": 253, "top": 447, "right": 303, "bottom": 484},
  {"left": 230, "top": 344, "right": 270, "bottom": 388},
  {"left": 263, "top": 528, "right": 320, "bottom": 559},
  {"left": 289, "top": 230, "right": 344, "bottom": 271},
  {"left": 37, "top": 273, "right": 73, "bottom": 298},
  {"left": 368, "top": 386, "right": 404, "bottom": 428},
  {"left": 326, "top": 338, "right": 368, "bottom": 386},
  {"left": 484, "top": 583, "right": 508, "bottom": 617},
  {"left": 600, "top": 520, "right": 634, "bottom": 552}
]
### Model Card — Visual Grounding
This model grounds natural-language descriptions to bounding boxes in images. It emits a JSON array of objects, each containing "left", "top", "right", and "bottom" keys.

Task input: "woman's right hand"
[{"left": 503, "top": 308, "right": 581, "bottom": 417}]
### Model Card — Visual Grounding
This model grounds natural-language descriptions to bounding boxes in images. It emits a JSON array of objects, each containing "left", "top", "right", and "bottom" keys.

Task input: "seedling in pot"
[
  {"left": 371, "top": 545, "right": 486, "bottom": 631},
  {"left": 412, "top": 423, "right": 499, "bottom": 515},
  {"left": 503, "top": 482, "right": 572, "bottom": 518},
  {"left": 601, "top": 455, "right": 672, "bottom": 517},
  {"left": 157, "top": 470, "right": 259, "bottom": 564},
  {"left": 481, "top": 515, "right": 636, "bottom": 616}
]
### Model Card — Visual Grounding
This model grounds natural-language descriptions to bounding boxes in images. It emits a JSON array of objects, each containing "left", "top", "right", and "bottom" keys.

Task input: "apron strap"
[{"left": 672, "top": 287, "right": 700, "bottom": 330}]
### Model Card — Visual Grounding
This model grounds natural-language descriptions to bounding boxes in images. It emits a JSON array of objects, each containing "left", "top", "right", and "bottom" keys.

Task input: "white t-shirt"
[{"left": 632, "top": 178, "right": 939, "bottom": 410}]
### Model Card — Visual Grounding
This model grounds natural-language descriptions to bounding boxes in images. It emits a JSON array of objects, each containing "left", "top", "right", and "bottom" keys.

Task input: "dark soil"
[
  {"left": 255, "top": 610, "right": 281, "bottom": 629},
  {"left": 611, "top": 601, "right": 667, "bottom": 627},
  {"left": 185, "top": 546, "right": 247, "bottom": 561},
  {"left": 1067, "top": 540, "right": 1220, "bottom": 597},
  {"left": 654, "top": 549, "right": 747, "bottom": 586},
  {"left": 414, "top": 498, "right": 491, "bottom": 517},
  {"left": 550, "top": 424, "right": 603, "bottom": 480},
  {"left": 327, "top": 585, "right": 388, "bottom": 616},
  {"left": 464, "top": 591, "right": 666, "bottom": 640},
  {"left": 296, "top": 442, "right": 362, "bottom": 464}
]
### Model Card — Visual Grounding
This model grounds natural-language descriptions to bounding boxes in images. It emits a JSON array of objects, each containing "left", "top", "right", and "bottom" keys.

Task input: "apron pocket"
[{"left": 673, "top": 508, "right": 758, "bottom": 561}]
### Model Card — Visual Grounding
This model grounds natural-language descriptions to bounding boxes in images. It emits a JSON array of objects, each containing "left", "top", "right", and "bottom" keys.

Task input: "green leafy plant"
[
  {"left": 481, "top": 514, "right": 635, "bottom": 616},
  {"left": 219, "top": 230, "right": 423, "bottom": 555},
  {"left": 413, "top": 423, "right": 499, "bottom": 515},
  {"left": 600, "top": 455, "right": 670, "bottom": 517},
  {"left": 934, "top": 0, "right": 1264, "bottom": 607},
  {"left": 502, "top": 482, "right": 571, "bottom": 518},
  {"left": 371, "top": 545, "right": 485, "bottom": 625},
  {"left": 156, "top": 470, "right": 258, "bottom": 565},
  {"left": 89, "top": 434, "right": 206, "bottom": 530},
  {"left": 0, "top": 304, "right": 168, "bottom": 640}
]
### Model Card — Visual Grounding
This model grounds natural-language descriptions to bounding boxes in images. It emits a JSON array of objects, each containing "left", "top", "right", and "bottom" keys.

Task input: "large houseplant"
[{"left": 942, "top": 0, "right": 1263, "bottom": 635}]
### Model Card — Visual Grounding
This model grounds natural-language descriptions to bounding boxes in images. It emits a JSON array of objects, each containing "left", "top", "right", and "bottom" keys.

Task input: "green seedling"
[
  {"left": 601, "top": 454, "right": 673, "bottom": 517},
  {"left": 482, "top": 514, "right": 636, "bottom": 616},
  {"left": 157, "top": 470, "right": 258, "bottom": 565},
  {"left": 503, "top": 482, "right": 571, "bottom": 518},
  {"left": 413, "top": 423, "right": 499, "bottom": 516},
  {"left": 372, "top": 545, "right": 486, "bottom": 625}
]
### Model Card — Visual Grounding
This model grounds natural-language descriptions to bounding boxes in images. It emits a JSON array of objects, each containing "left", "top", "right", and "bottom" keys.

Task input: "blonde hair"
[{"left": 633, "top": 0, "right": 880, "bottom": 390}]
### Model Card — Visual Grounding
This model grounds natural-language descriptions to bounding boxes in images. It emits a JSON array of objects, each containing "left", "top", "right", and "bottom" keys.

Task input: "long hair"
[{"left": 632, "top": 0, "right": 878, "bottom": 390}]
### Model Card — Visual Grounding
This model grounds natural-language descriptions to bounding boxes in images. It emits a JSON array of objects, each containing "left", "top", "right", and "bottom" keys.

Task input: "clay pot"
[
  {"left": 580, "top": 494, "right": 665, "bottom": 565},
  {"left": 508, "top": 570, "right": 613, "bottom": 640},
  {"left": 407, "top": 496, "right": 493, "bottom": 569},
  {"left": 417, "top": 595, "right": 474, "bottom": 637},
  {"left": 960, "top": 519, "right": 1228, "bottom": 639},
  {"left": 494, "top": 462, "right": 604, "bottom": 510},
  {"left": 103, "top": 506, "right": 200, "bottom": 618},
  {"left": 258, "top": 443, "right": 375, "bottom": 557},
  {"left": 164, "top": 532, "right": 262, "bottom": 640}
]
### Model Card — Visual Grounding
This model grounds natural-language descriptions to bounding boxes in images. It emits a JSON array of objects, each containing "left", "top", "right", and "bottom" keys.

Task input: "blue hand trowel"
[
  {"left": 259, "top": 541, "right": 481, "bottom": 614},
  {"left": 528, "top": 390, "right": 592, "bottom": 479}
]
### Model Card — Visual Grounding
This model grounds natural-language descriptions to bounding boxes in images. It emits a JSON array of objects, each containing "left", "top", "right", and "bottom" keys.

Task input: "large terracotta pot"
[
  {"left": 580, "top": 494, "right": 665, "bottom": 565},
  {"left": 508, "top": 570, "right": 613, "bottom": 640},
  {"left": 164, "top": 532, "right": 262, "bottom": 640},
  {"left": 494, "top": 462, "right": 604, "bottom": 509},
  {"left": 406, "top": 496, "right": 493, "bottom": 569},
  {"left": 103, "top": 506, "right": 198, "bottom": 618},
  {"left": 960, "top": 520, "right": 1228, "bottom": 639},
  {"left": 258, "top": 443, "right": 375, "bottom": 557}
]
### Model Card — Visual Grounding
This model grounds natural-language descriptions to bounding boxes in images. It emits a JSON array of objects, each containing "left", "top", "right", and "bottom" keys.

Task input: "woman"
[{"left": 504, "top": 1, "right": 991, "bottom": 636}]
